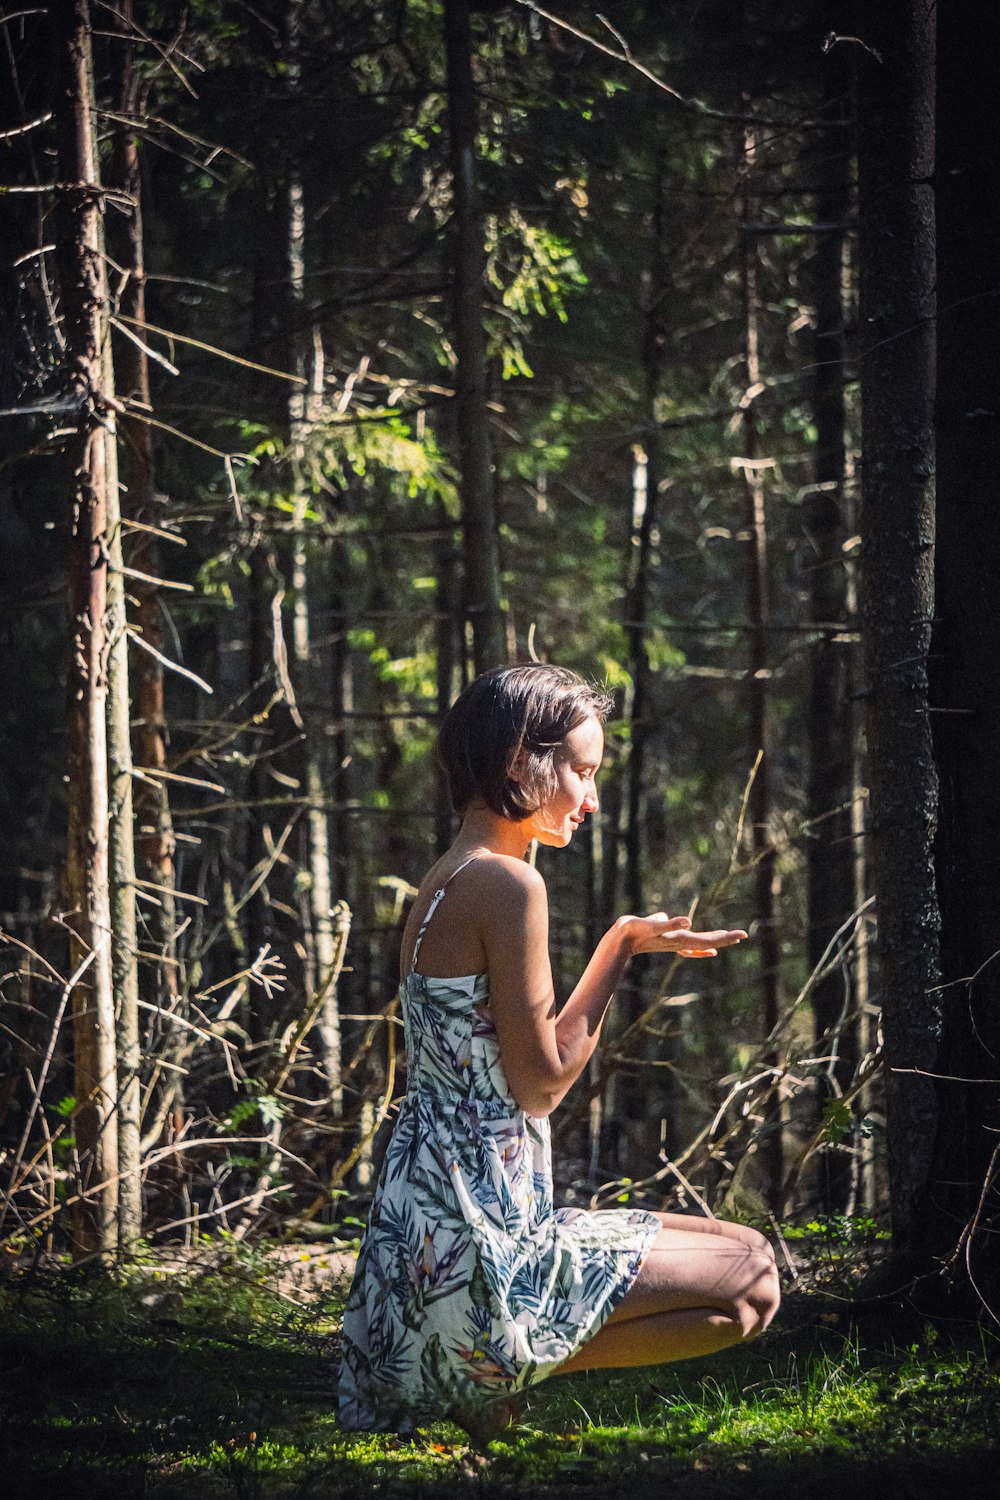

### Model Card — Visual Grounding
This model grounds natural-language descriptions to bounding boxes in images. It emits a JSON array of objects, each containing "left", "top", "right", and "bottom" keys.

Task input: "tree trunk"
[
  {"left": 55, "top": 0, "right": 119, "bottom": 1258},
  {"left": 806, "top": 51, "right": 857, "bottom": 1214},
  {"left": 739, "top": 127, "right": 782, "bottom": 1206},
  {"left": 442, "top": 0, "right": 506, "bottom": 674},
  {"left": 928, "top": 0, "right": 1000, "bottom": 1306},
  {"left": 435, "top": 514, "right": 458, "bottom": 855},
  {"left": 856, "top": 0, "right": 939, "bottom": 1271},
  {"left": 286, "top": 0, "right": 342, "bottom": 1115},
  {"left": 108, "top": 0, "right": 150, "bottom": 1255}
]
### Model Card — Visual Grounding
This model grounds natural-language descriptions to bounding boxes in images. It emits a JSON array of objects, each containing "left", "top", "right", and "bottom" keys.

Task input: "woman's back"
[{"left": 337, "top": 854, "right": 660, "bottom": 1434}]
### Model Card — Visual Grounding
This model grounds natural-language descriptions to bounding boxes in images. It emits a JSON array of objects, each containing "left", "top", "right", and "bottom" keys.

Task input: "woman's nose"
[{"left": 583, "top": 783, "right": 599, "bottom": 812}]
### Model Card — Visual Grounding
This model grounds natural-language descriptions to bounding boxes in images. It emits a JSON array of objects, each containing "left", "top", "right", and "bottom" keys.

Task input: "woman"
[{"left": 338, "top": 664, "right": 780, "bottom": 1438}]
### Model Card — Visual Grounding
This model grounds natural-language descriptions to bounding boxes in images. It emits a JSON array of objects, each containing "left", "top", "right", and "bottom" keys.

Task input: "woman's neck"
[{"left": 455, "top": 804, "right": 534, "bottom": 861}]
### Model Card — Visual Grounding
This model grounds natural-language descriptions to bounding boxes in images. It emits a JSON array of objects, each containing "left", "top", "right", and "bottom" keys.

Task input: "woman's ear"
[{"left": 507, "top": 747, "right": 529, "bottom": 785}]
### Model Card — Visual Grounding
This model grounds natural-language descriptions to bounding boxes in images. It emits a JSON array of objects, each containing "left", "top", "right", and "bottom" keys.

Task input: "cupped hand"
[{"left": 621, "top": 912, "right": 748, "bottom": 959}]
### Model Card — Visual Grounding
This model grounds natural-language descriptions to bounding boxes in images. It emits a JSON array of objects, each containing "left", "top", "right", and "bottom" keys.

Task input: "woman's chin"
[{"left": 534, "top": 826, "right": 573, "bottom": 849}]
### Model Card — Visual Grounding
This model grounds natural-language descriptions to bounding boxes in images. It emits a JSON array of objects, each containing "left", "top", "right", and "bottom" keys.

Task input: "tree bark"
[
  {"left": 443, "top": 0, "right": 506, "bottom": 674},
  {"left": 107, "top": 0, "right": 148, "bottom": 1255},
  {"left": 286, "top": 0, "right": 342, "bottom": 1115},
  {"left": 739, "top": 126, "right": 782, "bottom": 1206},
  {"left": 928, "top": 0, "right": 1000, "bottom": 1306},
  {"left": 856, "top": 0, "right": 939, "bottom": 1270},
  {"left": 55, "top": 0, "right": 119, "bottom": 1258},
  {"left": 806, "top": 48, "right": 857, "bottom": 1214}
]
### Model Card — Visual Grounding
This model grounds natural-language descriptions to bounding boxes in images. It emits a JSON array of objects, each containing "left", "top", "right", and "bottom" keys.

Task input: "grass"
[{"left": 1, "top": 1241, "right": 998, "bottom": 1498}]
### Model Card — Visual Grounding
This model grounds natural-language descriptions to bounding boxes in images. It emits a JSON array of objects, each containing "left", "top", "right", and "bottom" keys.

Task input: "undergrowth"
[{"left": 1, "top": 1238, "right": 997, "bottom": 1499}]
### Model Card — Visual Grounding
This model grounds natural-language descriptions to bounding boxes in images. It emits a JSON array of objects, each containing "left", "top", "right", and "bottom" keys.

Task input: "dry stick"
[
  {"left": 155, "top": 1184, "right": 293, "bottom": 1243},
  {"left": 109, "top": 314, "right": 179, "bottom": 374},
  {"left": 120, "top": 401, "right": 251, "bottom": 461},
  {"left": 0, "top": 943, "right": 100, "bottom": 1238},
  {"left": 590, "top": 899, "right": 876, "bottom": 1207},
  {"left": 553, "top": 766, "right": 765, "bottom": 1150},
  {"left": 265, "top": 903, "right": 351, "bottom": 1096},
  {"left": 91, "top": 2, "right": 202, "bottom": 96},
  {"left": 126, "top": 626, "right": 214, "bottom": 693},
  {"left": 778, "top": 1052, "right": 886, "bottom": 1211},
  {"left": 0, "top": 112, "right": 52, "bottom": 140},
  {"left": 947, "top": 1139, "right": 1000, "bottom": 1327},
  {"left": 138, "top": 835, "right": 304, "bottom": 1141},
  {"left": 226, "top": 908, "right": 351, "bottom": 1239},
  {"left": 730, "top": 749, "right": 762, "bottom": 874},
  {"left": 3, "top": 1136, "right": 313, "bottom": 1243},
  {"left": 515, "top": 1, "right": 790, "bottom": 125},
  {"left": 99, "top": 108, "right": 252, "bottom": 169},
  {"left": 116, "top": 313, "right": 307, "bottom": 384},
  {"left": 289, "top": 994, "right": 399, "bottom": 1235},
  {"left": 167, "top": 690, "right": 282, "bottom": 773}
]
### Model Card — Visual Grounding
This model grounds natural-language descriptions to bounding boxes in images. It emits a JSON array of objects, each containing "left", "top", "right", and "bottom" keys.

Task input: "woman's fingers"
[
  {"left": 628, "top": 914, "right": 747, "bottom": 957},
  {"left": 670, "top": 927, "right": 746, "bottom": 950}
]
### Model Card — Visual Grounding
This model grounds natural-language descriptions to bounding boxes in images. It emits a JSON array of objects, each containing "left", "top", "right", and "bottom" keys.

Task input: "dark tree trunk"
[
  {"left": 442, "top": 0, "right": 506, "bottom": 674},
  {"left": 739, "top": 127, "right": 782, "bottom": 1206},
  {"left": 927, "top": 0, "right": 1000, "bottom": 1308},
  {"left": 616, "top": 162, "right": 669, "bottom": 1169},
  {"left": 285, "top": 0, "right": 342, "bottom": 1115},
  {"left": 434, "top": 514, "right": 458, "bottom": 856},
  {"left": 110, "top": 0, "right": 169, "bottom": 1248},
  {"left": 806, "top": 47, "right": 858, "bottom": 1214},
  {"left": 856, "top": 0, "right": 939, "bottom": 1271},
  {"left": 55, "top": 0, "right": 119, "bottom": 1257}
]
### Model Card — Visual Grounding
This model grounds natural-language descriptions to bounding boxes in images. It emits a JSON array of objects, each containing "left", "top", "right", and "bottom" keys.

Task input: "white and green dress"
[{"left": 338, "top": 856, "right": 660, "bottom": 1431}]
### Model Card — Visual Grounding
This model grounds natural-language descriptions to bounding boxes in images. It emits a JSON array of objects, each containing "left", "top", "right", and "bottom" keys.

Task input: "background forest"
[{"left": 0, "top": 0, "right": 996, "bottom": 1331}]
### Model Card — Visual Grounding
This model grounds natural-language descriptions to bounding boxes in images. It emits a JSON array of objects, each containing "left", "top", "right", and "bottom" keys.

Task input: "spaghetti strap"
[{"left": 409, "top": 852, "right": 484, "bottom": 975}]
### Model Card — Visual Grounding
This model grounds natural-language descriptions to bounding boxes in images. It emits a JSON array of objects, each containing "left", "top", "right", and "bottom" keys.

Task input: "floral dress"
[{"left": 338, "top": 856, "right": 660, "bottom": 1432}]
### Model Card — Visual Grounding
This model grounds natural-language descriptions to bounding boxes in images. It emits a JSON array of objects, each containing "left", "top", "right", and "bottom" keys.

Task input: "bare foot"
[{"left": 451, "top": 1395, "right": 524, "bottom": 1449}]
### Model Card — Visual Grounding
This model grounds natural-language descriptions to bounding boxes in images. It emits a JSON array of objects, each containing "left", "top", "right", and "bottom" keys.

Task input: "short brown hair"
[{"left": 438, "top": 664, "right": 613, "bottom": 818}]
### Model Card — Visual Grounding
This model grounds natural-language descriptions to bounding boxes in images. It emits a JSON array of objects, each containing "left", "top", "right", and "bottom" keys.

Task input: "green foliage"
[{"left": 1, "top": 1264, "right": 998, "bottom": 1498}]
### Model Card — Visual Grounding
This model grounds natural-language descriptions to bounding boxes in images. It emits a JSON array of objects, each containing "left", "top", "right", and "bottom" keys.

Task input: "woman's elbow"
[{"left": 510, "top": 1079, "right": 561, "bottom": 1118}]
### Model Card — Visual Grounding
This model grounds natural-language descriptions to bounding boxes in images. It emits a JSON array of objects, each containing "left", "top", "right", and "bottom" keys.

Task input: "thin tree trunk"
[
  {"left": 739, "top": 127, "right": 782, "bottom": 1206},
  {"left": 856, "top": 0, "right": 939, "bottom": 1272},
  {"left": 435, "top": 514, "right": 458, "bottom": 855},
  {"left": 623, "top": 438, "right": 650, "bottom": 922},
  {"left": 55, "top": 0, "right": 119, "bottom": 1258},
  {"left": 806, "top": 54, "right": 857, "bottom": 1215},
  {"left": 286, "top": 0, "right": 342, "bottom": 1115},
  {"left": 107, "top": 0, "right": 151, "bottom": 1255},
  {"left": 442, "top": 0, "right": 506, "bottom": 674},
  {"left": 928, "top": 0, "right": 1000, "bottom": 1305}
]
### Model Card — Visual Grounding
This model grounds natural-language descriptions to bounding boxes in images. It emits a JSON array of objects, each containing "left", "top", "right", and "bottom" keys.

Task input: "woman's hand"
[{"left": 618, "top": 913, "right": 747, "bottom": 959}]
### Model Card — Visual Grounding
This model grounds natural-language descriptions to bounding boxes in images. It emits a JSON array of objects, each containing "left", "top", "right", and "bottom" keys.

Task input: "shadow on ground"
[{"left": 1, "top": 1251, "right": 997, "bottom": 1499}]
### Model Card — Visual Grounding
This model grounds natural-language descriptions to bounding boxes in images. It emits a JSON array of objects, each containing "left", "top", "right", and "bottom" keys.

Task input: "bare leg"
[
  {"left": 555, "top": 1215, "right": 780, "bottom": 1376},
  {"left": 556, "top": 1307, "right": 745, "bottom": 1372}
]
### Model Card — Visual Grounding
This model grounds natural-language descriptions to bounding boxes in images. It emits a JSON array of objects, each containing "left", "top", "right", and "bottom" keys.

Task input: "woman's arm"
[{"left": 480, "top": 858, "right": 745, "bottom": 1117}]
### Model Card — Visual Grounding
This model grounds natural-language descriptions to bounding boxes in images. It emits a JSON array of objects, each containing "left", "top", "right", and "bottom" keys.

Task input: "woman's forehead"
[{"left": 558, "top": 716, "right": 604, "bottom": 760}]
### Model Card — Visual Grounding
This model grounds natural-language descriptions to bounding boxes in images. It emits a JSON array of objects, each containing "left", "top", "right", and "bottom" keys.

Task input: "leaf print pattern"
[{"left": 338, "top": 961, "right": 660, "bottom": 1433}]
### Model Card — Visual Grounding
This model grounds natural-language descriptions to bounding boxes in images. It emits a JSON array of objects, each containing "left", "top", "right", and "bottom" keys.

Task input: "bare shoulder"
[
  {"left": 473, "top": 854, "right": 547, "bottom": 903},
  {"left": 470, "top": 856, "right": 549, "bottom": 960}
]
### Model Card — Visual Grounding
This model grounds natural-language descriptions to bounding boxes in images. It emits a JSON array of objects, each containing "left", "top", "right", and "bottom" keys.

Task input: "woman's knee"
[
  {"left": 711, "top": 1217, "right": 776, "bottom": 1259},
  {"left": 735, "top": 1247, "right": 781, "bottom": 1339}
]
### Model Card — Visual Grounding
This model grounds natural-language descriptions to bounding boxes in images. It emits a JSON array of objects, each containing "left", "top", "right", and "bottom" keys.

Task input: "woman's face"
[{"left": 525, "top": 715, "right": 604, "bottom": 847}]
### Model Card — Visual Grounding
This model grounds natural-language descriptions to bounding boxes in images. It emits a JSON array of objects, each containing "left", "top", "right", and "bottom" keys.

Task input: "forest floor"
[{"left": 1, "top": 1232, "right": 998, "bottom": 1500}]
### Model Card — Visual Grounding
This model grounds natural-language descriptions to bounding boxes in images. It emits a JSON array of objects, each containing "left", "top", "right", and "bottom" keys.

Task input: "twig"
[
  {"left": 267, "top": 904, "right": 352, "bottom": 1095},
  {"left": 116, "top": 314, "right": 307, "bottom": 384},
  {"left": 126, "top": 625, "right": 213, "bottom": 693},
  {"left": 0, "top": 112, "right": 52, "bottom": 140},
  {"left": 110, "top": 315, "right": 180, "bottom": 375},
  {"left": 730, "top": 750, "right": 762, "bottom": 873},
  {"left": 515, "top": 1, "right": 786, "bottom": 124},
  {"left": 0, "top": 943, "right": 100, "bottom": 1237}
]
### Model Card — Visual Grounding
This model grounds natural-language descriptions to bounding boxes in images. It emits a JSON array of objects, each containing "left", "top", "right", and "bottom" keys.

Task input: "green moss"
[{"left": 1, "top": 1257, "right": 998, "bottom": 1498}]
